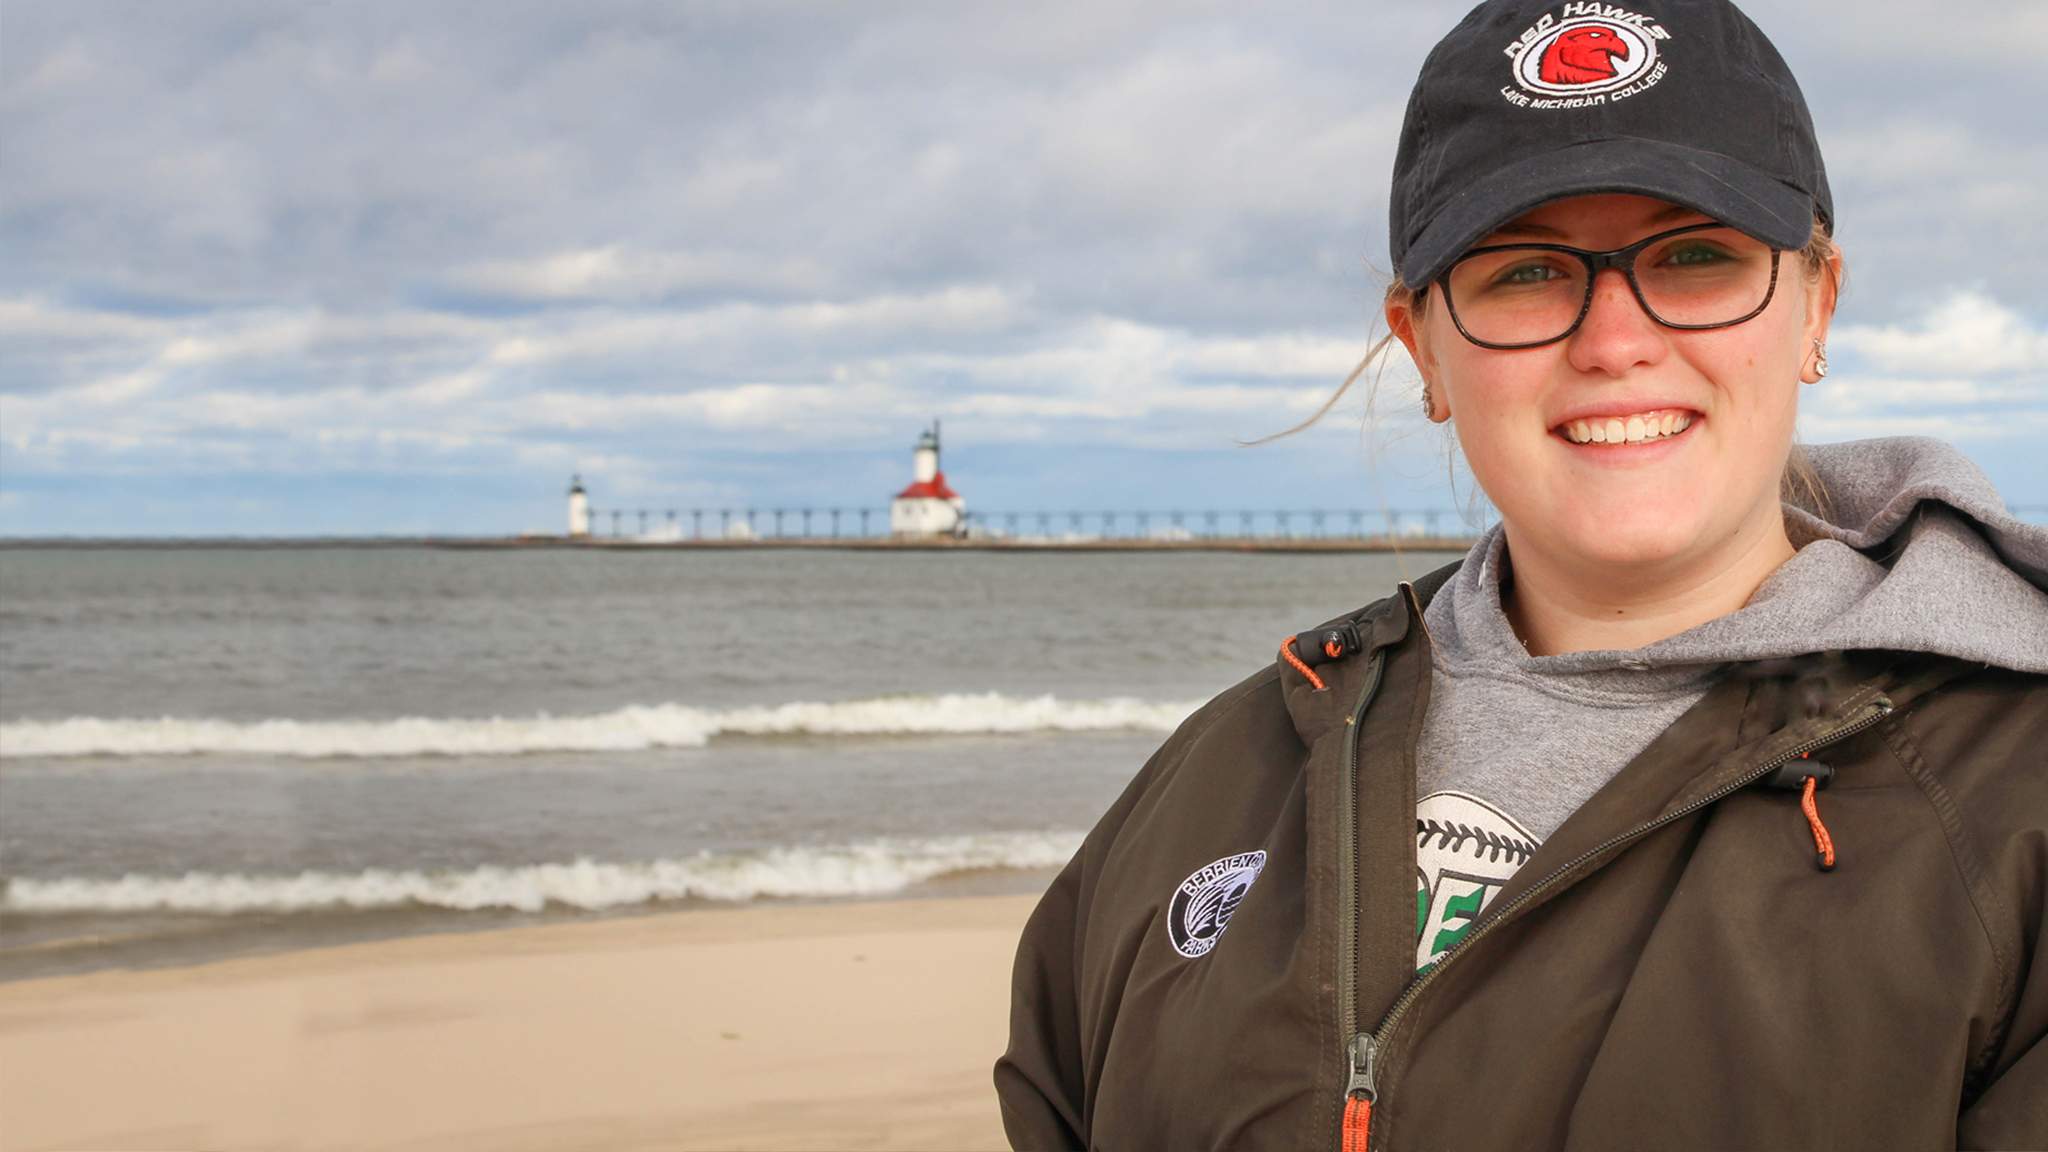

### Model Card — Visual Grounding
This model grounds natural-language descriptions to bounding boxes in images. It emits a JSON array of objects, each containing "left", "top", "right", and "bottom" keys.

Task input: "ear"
[
  {"left": 1387, "top": 289, "right": 1448, "bottom": 422},
  {"left": 1799, "top": 248, "right": 1842, "bottom": 384}
]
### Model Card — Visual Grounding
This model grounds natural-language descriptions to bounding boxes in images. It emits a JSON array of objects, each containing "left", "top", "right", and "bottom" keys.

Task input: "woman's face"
[{"left": 1390, "top": 193, "right": 1837, "bottom": 577}]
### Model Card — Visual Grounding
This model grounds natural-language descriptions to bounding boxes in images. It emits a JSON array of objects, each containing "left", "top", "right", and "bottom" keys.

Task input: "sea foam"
[
  {"left": 0, "top": 692, "right": 1201, "bottom": 760},
  {"left": 1, "top": 830, "right": 1086, "bottom": 915}
]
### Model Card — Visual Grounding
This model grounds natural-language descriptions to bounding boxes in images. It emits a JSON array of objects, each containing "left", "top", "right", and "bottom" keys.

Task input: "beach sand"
[{"left": 0, "top": 893, "right": 1042, "bottom": 1151}]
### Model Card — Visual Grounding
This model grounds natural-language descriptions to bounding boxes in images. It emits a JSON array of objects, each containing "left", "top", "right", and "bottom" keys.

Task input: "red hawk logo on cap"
[
  {"left": 1539, "top": 24, "right": 1630, "bottom": 86},
  {"left": 1505, "top": 9, "right": 1667, "bottom": 103}
]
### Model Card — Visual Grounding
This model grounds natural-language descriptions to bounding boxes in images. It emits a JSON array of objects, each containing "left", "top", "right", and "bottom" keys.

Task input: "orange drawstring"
[
  {"left": 1341, "top": 1095, "right": 1373, "bottom": 1152},
  {"left": 1796, "top": 752, "right": 1836, "bottom": 871},
  {"left": 1280, "top": 624, "right": 1363, "bottom": 692},
  {"left": 1279, "top": 634, "right": 1328, "bottom": 691}
]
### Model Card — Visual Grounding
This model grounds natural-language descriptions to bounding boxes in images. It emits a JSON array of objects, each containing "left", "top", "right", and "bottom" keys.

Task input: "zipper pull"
[
  {"left": 1342, "top": 1032, "right": 1377, "bottom": 1152},
  {"left": 1346, "top": 1031, "right": 1379, "bottom": 1100}
]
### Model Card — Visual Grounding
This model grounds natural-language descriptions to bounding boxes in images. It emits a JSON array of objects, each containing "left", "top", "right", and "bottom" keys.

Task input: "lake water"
[{"left": 0, "top": 545, "right": 1463, "bottom": 978}]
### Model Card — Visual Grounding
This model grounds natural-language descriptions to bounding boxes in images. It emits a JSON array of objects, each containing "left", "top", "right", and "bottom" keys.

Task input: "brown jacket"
[{"left": 994, "top": 560, "right": 2048, "bottom": 1150}]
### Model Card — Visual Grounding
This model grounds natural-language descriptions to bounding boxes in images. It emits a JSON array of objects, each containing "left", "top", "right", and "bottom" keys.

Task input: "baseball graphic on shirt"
[{"left": 1415, "top": 791, "right": 1541, "bottom": 972}]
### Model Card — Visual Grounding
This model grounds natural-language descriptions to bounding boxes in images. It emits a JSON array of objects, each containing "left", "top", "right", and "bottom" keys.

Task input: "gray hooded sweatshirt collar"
[
  {"left": 1429, "top": 435, "right": 2048, "bottom": 684},
  {"left": 1414, "top": 436, "right": 2048, "bottom": 845}
]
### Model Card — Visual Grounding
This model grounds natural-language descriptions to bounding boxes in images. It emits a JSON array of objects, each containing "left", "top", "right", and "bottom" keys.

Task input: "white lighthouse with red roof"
[{"left": 889, "top": 419, "right": 965, "bottom": 537}]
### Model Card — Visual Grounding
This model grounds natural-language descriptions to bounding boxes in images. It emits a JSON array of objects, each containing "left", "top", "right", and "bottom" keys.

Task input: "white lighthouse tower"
[
  {"left": 912, "top": 423, "right": 939, "bottom": 485},
  {"left": 567, "top": 475, "right": 591, "bottom": 538},
  {"left": 889, "top": 419, "right": 965, "bottom": 537}
]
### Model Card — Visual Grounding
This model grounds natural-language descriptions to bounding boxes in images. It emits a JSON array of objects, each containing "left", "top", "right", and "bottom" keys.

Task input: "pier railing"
[
  {"left": 577, "top": 503, "right": 2048, "bottom": 543},
  {"left": 579, "top": 506, "right": 1490, "bottom": 541}
]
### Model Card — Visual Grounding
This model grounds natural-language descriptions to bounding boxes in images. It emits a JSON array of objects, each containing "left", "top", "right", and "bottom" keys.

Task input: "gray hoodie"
[{"left": 1407, "top": 436, "right": 2048, "bottom": 973}]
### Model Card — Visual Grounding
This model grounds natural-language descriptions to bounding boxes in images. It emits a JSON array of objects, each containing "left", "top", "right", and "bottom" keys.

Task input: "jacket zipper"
[
  {"left": 1335, "top": 688, "right": 1896, "bottom": 1151},
  {"left": 1334, "top": 646, "right": 1386, "bottom": 1152}
]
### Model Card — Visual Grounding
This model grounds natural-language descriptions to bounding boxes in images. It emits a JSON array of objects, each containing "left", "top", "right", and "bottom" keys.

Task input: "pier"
[{"left": 540, "top": 504, "right": 1493, "bottom": 552}]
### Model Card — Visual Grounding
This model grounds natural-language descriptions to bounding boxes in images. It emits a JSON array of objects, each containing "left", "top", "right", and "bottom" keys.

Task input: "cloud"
[
  {"left": 1767, "top": 0, "right": 2048, "bottom": 70},
  {"left": 2, "top": 0, "right": 2043, "bottom": 531},
  {"left": 443, "top": 246, "right": 832, "bottom": 303},
  {"left": 1831, "top": 291, "right": 2048, "bottom": 380},
  {"left": 1801, "top": 289, "right": 2047, "bottom": 446},
  {"left": 0, "top": 286, "right": 1398, "bottom": 474},
  {"left": 1799, "top": 409, "right": 2048, "bottom": 443}
]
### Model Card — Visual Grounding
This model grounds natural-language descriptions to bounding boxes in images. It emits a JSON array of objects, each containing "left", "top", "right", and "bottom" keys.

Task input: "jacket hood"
[{"left": 1419, "top": 435, "right": 2048, "bottom": 689}]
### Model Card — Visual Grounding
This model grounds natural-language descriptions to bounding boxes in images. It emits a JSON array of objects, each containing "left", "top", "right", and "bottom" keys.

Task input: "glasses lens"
[
  {"left": 1633, "top": 227, "right": 1775, "bottom": 327},
  {"left": 1444, "top": 226, "right": 1779, "bottom": 346},
  {"left": 1445, "top": 249, "right": 1590, "bottom": 346}
]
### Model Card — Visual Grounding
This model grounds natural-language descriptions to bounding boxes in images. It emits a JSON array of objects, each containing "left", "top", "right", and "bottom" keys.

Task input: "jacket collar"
[
  {"left": 1276, "top": 558, "right": 1970, "bottom": 861},
  {"left": 1275, "top": 558, "right": 1454, "bottom": 749}
]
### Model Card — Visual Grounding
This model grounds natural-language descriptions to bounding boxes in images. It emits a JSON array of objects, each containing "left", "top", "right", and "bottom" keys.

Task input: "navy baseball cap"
[{"left": 1389, "top": 0, "right": 1832, "bottom": 290}]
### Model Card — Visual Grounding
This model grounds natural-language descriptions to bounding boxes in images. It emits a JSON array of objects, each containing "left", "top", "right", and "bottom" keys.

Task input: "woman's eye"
[
  {"left": 1496, "top": 262, "right": 1564, "bottom": 285},
  {"left": 1661, "top": 243, "right": 1732, "bottom": 267}
]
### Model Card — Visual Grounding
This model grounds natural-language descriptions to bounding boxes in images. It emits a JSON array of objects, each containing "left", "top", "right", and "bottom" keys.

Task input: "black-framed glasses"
[{"left": 1434, "top": 222, "right": 1783, "bottom": 350}]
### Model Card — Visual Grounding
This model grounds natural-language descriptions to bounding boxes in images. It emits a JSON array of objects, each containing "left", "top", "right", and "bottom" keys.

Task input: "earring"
[
  {"left": 1811, "top": 338, "right": 1829, "bottom": 381},
  {"left": 1421, "top": 389, "right": 1435, "bottom": 420}
]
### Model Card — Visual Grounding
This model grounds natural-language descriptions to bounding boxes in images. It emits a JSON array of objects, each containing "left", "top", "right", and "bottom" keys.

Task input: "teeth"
[{"left": 1560, "top": 411, "right": 1693, "bottom": 445}]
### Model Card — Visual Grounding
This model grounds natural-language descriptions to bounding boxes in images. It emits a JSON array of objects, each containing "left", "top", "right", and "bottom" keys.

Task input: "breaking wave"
[
  {"left": 0, "top": 692, "right": 1200, "bottom": 760},
  {"left": 1, "top": 830, "right": 1084, "bottom": 915}
]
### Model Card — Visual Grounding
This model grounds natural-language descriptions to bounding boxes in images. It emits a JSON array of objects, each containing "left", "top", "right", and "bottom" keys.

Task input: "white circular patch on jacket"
[{"left": 1168, "top": 850, "right": 1267, "bottom": 958}]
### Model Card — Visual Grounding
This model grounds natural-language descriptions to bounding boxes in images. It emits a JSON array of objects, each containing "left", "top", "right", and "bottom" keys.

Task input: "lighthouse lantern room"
[{"left": 888, "top": 420, "right": 965, "bottom": 537}]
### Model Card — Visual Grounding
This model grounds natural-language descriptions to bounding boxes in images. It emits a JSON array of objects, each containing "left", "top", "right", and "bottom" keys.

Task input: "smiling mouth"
[{"left": 1553, "top": 409, "right": 1698, "bottom": 446}]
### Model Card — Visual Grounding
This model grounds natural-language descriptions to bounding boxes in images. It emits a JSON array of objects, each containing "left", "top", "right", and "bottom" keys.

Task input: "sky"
[{"left": 2, "top": 0, "right": 2045, "bottom": 537}]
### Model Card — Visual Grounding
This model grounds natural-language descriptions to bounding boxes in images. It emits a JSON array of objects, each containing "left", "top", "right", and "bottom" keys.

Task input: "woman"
[{"left": 993, "top": 0, "right": 2048, "bottom": 1148}]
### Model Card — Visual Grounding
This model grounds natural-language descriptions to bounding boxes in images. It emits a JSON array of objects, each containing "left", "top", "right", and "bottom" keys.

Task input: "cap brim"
[{"left": 1397, "top": 138, "right": 1817, "bottom": 290}]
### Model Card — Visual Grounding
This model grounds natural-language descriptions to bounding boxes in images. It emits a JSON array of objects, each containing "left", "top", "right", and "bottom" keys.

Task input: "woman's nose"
[{"left": 1566, "top": 267, "right": 1666, "bottom": 377}]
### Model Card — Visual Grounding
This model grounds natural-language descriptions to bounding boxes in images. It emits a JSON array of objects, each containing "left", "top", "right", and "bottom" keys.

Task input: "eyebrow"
[{"left": 1489, "top": 202, "right": 1706, "bottom": 240}]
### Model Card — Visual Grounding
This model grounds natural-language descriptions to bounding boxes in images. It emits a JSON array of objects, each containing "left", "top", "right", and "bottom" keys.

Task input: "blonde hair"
[{"left": 1247, "top": 218, "right": 1844, "bottom": 524}]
